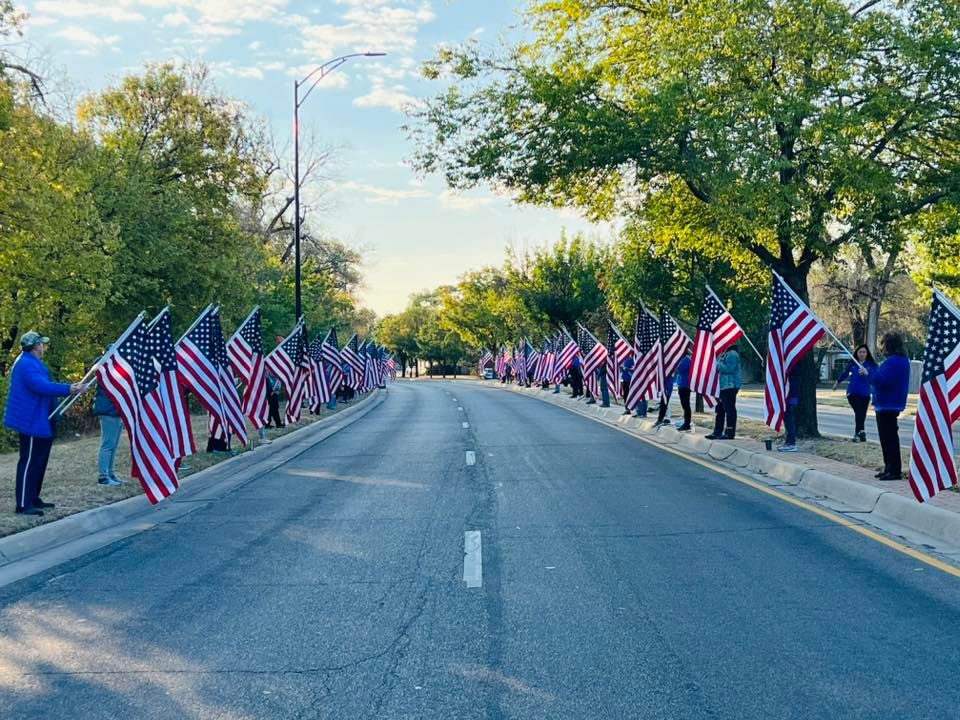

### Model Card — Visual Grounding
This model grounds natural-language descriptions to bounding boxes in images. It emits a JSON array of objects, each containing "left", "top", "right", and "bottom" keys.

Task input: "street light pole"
[{"left": 292, "top": 52, "right": 386, "bottom": 323}]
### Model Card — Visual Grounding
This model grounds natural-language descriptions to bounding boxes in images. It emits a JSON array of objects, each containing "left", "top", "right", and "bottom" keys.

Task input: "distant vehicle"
[{"left": 483, "top": 368, "right": 496, "bottom": 380}]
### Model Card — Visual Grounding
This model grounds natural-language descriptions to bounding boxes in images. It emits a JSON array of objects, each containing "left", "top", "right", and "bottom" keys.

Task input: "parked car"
[{"left": 483, "top": 368, "right": 496, "bottom": 380}]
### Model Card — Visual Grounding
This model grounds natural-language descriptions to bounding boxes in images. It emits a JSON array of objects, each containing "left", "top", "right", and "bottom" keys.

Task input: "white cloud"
[
  {"left": 52, "top": 26, "right": 121, "bottom": 50},
  {"left": 248, "top": 40, "right": 263, "bottom": 50},
  {"left": 160, "top": 11, "right": 189, "bottom": 27},
  {"left": 353, "top": 84, "right": 420, "bottom": 112},
  {"left": 299, "top": 2, "right": 434, "bottom": 58},
  {"left": 34, "top": 0, "right": 144, "bottom": 22},
  {"left": 24, "top": 15, "right": 58, "bottom": 27},
  {"left": 285, "top": 64, "right": 351, "bottom": 89},
  {"left": 341, "top": 180, "right": 432, "bottom": 205},
  {"left": 209, "top": 61, "right": 264, "bottom": 80},
  {"left": 439, "top": 190, "right": 495, "bottom": 211}
]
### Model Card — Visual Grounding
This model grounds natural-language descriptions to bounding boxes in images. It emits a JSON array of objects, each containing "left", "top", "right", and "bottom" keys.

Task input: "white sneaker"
[{"left": 778, "top": 444, "right": 798, "bottom": 452}]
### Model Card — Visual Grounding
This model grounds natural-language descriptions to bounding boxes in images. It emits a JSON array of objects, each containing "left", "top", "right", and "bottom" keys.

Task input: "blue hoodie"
[
  {"left": 868, "top": 354, "right": 910, "bottom": 412},
  {"left": 3, "top": 352, "right": 71, "bottom": 438}
]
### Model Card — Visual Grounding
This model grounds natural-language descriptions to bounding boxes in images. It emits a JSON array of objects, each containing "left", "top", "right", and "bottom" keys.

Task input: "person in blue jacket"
[
  {"left": 706, "top": 345, "right": 741, "bottom": 440},
  {"left": 4, "top": 331, "right": 86, "bottom": 515},
  {"left": 674, "top": 351, "right": 693, "bottom": 431},
  {"left": 865, "top": 333, "right": 911, "bottom": 480},
  {"left": 833, "top": 344, "right": 877, "bottom": 442},
  {"left": 620, "top": 356, "right": 634, "bottom": 415}
]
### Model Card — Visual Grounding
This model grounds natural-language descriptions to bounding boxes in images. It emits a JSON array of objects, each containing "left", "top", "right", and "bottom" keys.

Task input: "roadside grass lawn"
[{"left": 0, "top": 401, "right": 354, "bottom": 538}]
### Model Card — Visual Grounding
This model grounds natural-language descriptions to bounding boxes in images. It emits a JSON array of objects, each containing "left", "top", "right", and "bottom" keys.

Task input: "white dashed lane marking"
[{"left": 463, "top": 531, "right": 482, "bottom": 588}]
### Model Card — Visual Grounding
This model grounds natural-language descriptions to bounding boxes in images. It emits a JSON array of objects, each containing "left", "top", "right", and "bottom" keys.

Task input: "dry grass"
[{"left": 0, "top": 400, "right": 355, "bottom": 538}]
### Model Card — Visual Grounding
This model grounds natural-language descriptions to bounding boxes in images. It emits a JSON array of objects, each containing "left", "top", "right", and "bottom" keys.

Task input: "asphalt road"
[{"left": 1, "top": 380, "right": 958, "bottom": 719}]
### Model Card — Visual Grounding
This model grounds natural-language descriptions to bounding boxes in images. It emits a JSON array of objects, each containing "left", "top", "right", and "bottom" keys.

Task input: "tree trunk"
[
  {"left": 865, "top": 297, "right": 880, "bottom": 356},
  {"left": 781, "top": 267, "right": 821, "bottom": 439}
]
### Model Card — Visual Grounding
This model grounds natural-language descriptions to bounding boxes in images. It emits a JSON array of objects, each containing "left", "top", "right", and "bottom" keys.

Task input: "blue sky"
[{"left": 18, "top": 0, "right": 611, "bottom": 315}]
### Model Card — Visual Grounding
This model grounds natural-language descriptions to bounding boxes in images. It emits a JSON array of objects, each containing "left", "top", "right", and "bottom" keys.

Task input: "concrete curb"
[
  {"left": 0, "top": 389, "right": 386, "bottom": 580},
  {"left": 494, "top": 382, "right": 960, "bottom": 552}
]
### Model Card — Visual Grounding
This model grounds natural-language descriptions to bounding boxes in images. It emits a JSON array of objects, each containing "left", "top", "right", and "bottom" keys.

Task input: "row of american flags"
[
  {"left": 480, "top": 275, "right": 960, "bottom": 506},
  {"left": 95, "top": 306, "right": 397, "bottom": 505}
]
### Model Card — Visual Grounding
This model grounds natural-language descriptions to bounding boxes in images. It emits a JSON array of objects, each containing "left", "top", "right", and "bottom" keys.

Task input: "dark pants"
[
  {"left": 848, "top": 394, "right": 869, "bottom": 435},
  {"left": 713, "top": 388, "right": 739, "bottom": 436},
  {"left": 876, "top": 410, "right": 902, "bottom": 475},
  {"left": 621, "top": 380, "right": 630, "bottom": 402},
  {"left": 678, "top": 388, "right": 692, "bottom": 428},
  {"left": 15, "top": 433, "right": 53, "bottom": 512},
  {"left": 570, "top": 372, "right": 583, "bottom": 397},
  {"left": 656, "top": 391, "right": 673, "bottom": 422},
  {"left": 784, "top": 402, "right": 798, "bottom": 445},
  {"left": 268, "top": 391, "right": 284, "bottom": 428}
]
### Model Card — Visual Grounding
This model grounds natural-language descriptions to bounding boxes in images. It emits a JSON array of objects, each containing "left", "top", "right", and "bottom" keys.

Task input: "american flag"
[
  {"left": 690, "top": 287, "right": 745, "bottom": 404},
  {"left": 320, "top": 327, "right": 343, "bottom": 393},
  {"left": 514, "top": 343, "right": 528, "bottom": 384},
  {"left": 909, "top": 291, "right": 960, "bottom": 502},
  {"left": 478, "top": 349, "right": 494, "bottom": 374},
  {"left": 266, "top": 321, "right": 308, "bottom": 424},
  {"left": 539, "top": 338, "right": 555, "bottom": 384},
  {"left": 578, "top": 324, "right": 609, "bottom": 398},
  {"left": 659, "top": 309, "right": 692, "bottom": 400},
  {"left": 206, "top": 310, "right": 249, "bottom": 445},
  {"left": 525, "top": 340, "right": 541, "bottom": 379},
  {"left": 342, "top": 334, "right": 365, "bottom": 389},
  {"left": 360, "top": 341, "right": 376, "bottom": 391},
  {"left": 97, "top": 316, "right": 179, "bottom": 504},
  {"left": 145, "top": 308, "right": 195, "bottom": 460},
  {"left": 226, "top": 307, "right": 269, "bottom": 429},
  {"left": 626, "top": 307, "right": 661, "bottom": 410},
  {"left": 305, "top": 333, "right": 332, "bottom": 410},
  {"left": 176, "top": 306, "right": 247, "bottom": 445},
  {"left": 764, "top": 274, "right": 826, "bottom": 431},
  {"left": 385, "top": 354, "right": 397, "bottom": 380},
  {"left": 606, "top": 322, "right": 633, "bottom": 400},
  {"left": 554, "top": 328, "right": 580, "bottom": 382}
]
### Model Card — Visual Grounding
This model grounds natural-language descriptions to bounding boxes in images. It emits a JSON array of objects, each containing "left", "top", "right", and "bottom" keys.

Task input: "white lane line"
[
  {"left": 462, "top": 421, "right": 469, "bottom": 429},
  {"left": 463, "top": 531, "right": 482, "bottom": 588},
  {"left": 465, "top": 451, "right": 476, "bottom": 466},
  {"left": 452, "top": 397, "right": 457, "bottom": 401},
  {"left": 458, "top": 407, "right": 464, "bottom": 412}
]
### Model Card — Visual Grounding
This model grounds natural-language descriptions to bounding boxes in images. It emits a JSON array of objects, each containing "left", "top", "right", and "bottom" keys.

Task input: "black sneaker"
[
  {"left": 705, "top": 433, "right": 720, "bottom": 440},
  {"left": 35, "top": 500, "right": 55, "bottom": 509},
  {"left": 15, "top": 507, "right": 43, "bottom": 516},
  {"left": 858, "top": 431, "right": 867, "bottom": 442}
]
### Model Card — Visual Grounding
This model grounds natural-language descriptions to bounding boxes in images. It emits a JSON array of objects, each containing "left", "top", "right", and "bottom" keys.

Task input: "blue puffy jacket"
[
  {"left": 3, "top": 353, "right": 71, "bottom": 438},
  {"left": 869, "top": 354, "right": 910, "bottom": 412},
  {"left": 837, "top": 360, "right": 876, "bottom": 398}
]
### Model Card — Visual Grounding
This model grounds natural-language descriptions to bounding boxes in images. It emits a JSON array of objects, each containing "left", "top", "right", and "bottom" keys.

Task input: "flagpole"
[
  {"left": 227, "top": 305, "right": 260, "bottom": 345},
  {"left": 176, "top": 304, "right": 215, "bottom": 346},
  {"left": 770, "top": 272, "right": 862, "bottom": 369},
  {"left": 705, "top": 285, "right": 765, "bottom": 362},
  {"left": 50, "top": 312, "right": 147, "bottom": 419},
  {"left": 146, "top": 306, "right": 170, "bottom": 331},
  {"left": 609, "top": 321, "right": 634, "bottom": 350}
]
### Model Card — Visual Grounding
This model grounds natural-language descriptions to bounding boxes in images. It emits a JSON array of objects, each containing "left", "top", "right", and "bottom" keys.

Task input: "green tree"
[{"left": 413, "top": 0, "right": 960, "bottom": 434}]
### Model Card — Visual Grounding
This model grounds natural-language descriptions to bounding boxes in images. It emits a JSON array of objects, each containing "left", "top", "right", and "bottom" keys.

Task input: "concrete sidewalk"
[
  {"left": 494, "top": 382, "right": 960, "bottom": 562},
  {"left": 0, "top": 389, "right": 386, "bottom": 588}
]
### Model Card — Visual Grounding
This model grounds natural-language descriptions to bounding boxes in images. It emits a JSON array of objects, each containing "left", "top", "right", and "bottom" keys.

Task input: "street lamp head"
[{"left": 364, "top": 52, "right": 387, "bottom": 57}]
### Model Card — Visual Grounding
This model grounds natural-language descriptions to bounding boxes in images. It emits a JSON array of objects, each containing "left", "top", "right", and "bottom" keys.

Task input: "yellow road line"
[{"left": 521, "top": 389, "right": 960, "bottom": 579}]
